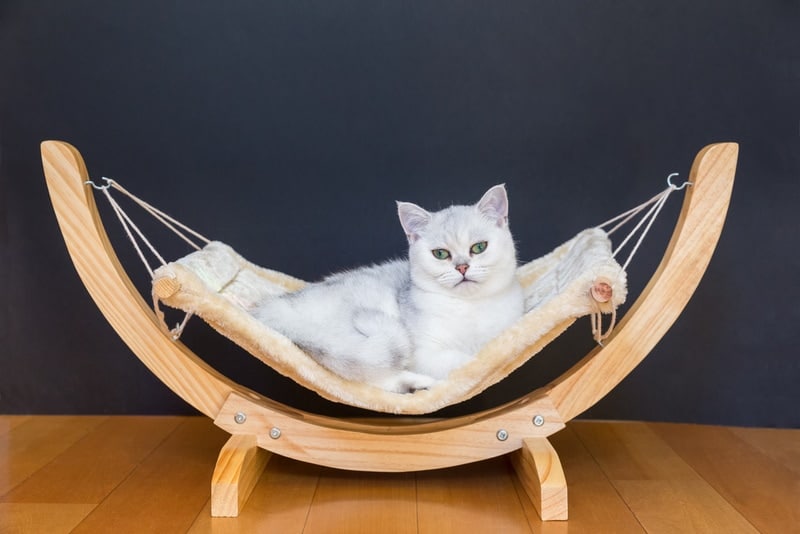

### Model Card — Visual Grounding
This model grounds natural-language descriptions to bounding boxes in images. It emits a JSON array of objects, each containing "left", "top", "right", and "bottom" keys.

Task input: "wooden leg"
[
  {"left": 510, "top": 437, "right": 568, "bottom": 521},
  {"left": 211, "top": 434, "right": 271, "bottom": 517}
]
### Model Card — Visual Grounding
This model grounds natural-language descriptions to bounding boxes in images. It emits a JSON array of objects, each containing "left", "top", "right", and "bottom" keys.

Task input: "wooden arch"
[{"left": 42, "top": 141, "right": 737, "bottom": 519}]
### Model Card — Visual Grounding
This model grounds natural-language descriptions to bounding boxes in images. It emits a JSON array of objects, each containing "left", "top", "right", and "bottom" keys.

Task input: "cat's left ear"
[
  {"left": 477, "top": 184, "right": 509, "bottom": 227},
  {"left": 397, "top": 201, "right": 431, "bottom": 243}
]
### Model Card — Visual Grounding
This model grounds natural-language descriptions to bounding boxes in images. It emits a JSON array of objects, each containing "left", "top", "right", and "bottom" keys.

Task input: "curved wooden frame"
[{"left": 42, "top": 141, "right": 737, "bottom": 519}]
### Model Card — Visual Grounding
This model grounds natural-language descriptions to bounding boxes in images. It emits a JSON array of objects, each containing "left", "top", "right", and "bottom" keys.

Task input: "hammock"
[
  {"left": 78, "top": 162, "right": 697, "bottom": 415},
  {"left": 42, "top": 140, "right": 737, "bottom": 520},
  {"left": 150, "top": 229, "right": 624, "bottom": 414},
  {"left": 76, "top": 171, "right": 696, "bottom": 414}
]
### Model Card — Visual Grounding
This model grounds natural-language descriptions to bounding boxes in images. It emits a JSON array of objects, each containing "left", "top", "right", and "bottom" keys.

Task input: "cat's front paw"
[
  {"left": 378, "top": 371, "right": 439, "bottom": 394},
  {"left": 398, "top": 371, "right": 439, "bottom": 394}
]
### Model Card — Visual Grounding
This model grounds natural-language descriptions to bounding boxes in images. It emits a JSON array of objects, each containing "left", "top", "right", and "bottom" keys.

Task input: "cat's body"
[{"left": 252, "top": 185, "right": 524, "bottom": 393}]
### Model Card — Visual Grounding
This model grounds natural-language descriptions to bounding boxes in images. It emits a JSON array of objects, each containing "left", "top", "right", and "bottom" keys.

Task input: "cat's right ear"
[{"left": 397, "top": 201, "right": 431, "bottom": 243}]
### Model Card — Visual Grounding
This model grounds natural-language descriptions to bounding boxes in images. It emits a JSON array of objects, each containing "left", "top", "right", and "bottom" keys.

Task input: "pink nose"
[{"left": 455, "top": 264, "right": 469, "bottom": 275}]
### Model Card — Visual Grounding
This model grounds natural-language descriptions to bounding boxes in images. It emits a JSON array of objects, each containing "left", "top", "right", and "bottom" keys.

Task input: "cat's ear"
[
  {"left": 477, "top": 184, "right": 509, "bottom": 227},
  {"left": 397, "top": 201, "right": 431, "bottom": 243}
]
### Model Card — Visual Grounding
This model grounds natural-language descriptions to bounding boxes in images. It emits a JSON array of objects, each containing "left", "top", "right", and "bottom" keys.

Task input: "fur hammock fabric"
[{"left": 152, "top": 227, "right": 626, "bottom": 415}]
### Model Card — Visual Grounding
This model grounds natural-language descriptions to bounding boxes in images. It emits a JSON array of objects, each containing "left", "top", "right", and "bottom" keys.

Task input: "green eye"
[
  {"left": 432, "top": 248, "right": 451, "bottom": 260},
  {"left": 470, "top": 241, "right": 488, "bottom": 255}
]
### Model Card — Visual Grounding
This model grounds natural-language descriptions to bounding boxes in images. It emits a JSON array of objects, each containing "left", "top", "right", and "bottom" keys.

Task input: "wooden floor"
[{"left": 1, "top": 416, "right": 798, "bottom": 533}]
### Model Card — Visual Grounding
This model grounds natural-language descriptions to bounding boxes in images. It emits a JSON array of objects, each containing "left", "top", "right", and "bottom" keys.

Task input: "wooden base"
[
  {"left": 510, "top": 438, "right": 568, "bottom": 521},
  {"left": 211, "top": 433, "right": 569, "bottom": 521},
  {"left": 211, "top": 434, "right": 271, "bottom": 517}
]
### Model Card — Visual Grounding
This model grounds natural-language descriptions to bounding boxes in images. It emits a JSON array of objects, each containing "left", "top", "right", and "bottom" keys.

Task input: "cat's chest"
[{"left": 409, "top": 288, "right": 521, "bottom": 345}]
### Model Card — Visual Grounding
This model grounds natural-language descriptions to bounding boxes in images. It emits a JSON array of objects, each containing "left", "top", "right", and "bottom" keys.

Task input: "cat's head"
[{"left": 397, "top": 184, "right": 518, "bottom": 298}]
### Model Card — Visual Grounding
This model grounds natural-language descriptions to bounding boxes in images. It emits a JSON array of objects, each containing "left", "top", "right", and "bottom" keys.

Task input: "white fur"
[{"left": 252, "top": 185, "right": 524, "bottom": 393}]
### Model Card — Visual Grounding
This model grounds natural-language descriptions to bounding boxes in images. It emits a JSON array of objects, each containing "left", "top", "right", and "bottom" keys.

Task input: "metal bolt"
[
  {"left": 234, "top": 412, "right": 247, "bottom": 424},
  {"left": 533, "top": 415, "right": 545, "bottom": 427},
  {"left": 269, "top": 427, "right": 282, "bottom": 439},
  {"left": 496, "top": 429, "right": 509, "bottom": 441}
]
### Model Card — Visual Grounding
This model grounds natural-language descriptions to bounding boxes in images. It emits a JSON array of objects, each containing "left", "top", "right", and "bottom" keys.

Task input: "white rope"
[
  {"left": 151, "top": 291, "right": 195, "bottom": 340},
  {"left": 108, "top": 179, "right": 211, "bottom": 249},
  {"left": 618, "top": 190, "right": 671, "bottom": 272},
  {"left": 598, "top": 188, "right": 669, "bottom": 236},
  {"left": 610, "top": 189, "right": 669, "bottom": 268},
  {"left": 87, "top": 172, "right": 691, "bottom": 347},
  {"left": 170, "top": 310, "right": 194, "bottom": 340},
  {"left": 589, "top": 173, "right": 691, "bottom": 344},
  {"left": 597, "top": 174, "right": 692, "bottom": 273},
  {"left": 590, "top": 300, "right": 617, "bottom": 345},
  {"left": 85, "top": 177, "right": 206, "bottom": 339},
  {"left": 97, "top": 186, "right": 162, "bottom": 277}
]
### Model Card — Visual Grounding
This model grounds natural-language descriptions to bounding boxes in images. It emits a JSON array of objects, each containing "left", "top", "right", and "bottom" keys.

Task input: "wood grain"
[
  {"left": 0, "top": 503, "right": 96, "bottom": 534},
  {"left": 516, "top": 427, "right": 646, "bottom": 533},
  {"left": 304, "top": 468, "right": 417, "bottom": 534},
  {"left": 190, "top": 454, "right": 320, "bottom": 533},
  {"left": 213, "top": 391, "right": 564, "bottom": 472},
  {"left": 0, "top": 416, "right": 107, "bottom": 496},
  {"left": 417, "top": 458, "right": 531, "bottom": 534},
  {"left": 69, "top": 418, "right": 229, "bottom": 534},
  {"left": 3, "top": 416, "right": 182, "bottom": 504},
  {"left": 573, "top": 421, "right": 760, "bottom": 533},
  {"left": 652, "top": 423, "right": 800, "bottom": 533},
  {"left": 3, "top": 416, "right": 799, "bottom": 532},
  {"left": 0, "top": 416, "right": 32, "bottom": 436},
  {"left": 510, "top": 438, "right": 568, "bottom": 520},
  {"left": 211, "top": 433, "right": 272, "bottom": 517},
  {"left": 731, "top": 426, "right": 800, "bottom": 476},
  {"left": 190, "top": 454, "right": 321, "bottom": 533}
]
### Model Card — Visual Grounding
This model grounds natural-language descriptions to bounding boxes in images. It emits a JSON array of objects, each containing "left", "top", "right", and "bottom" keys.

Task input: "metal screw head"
[
  {"left": 269, "top": 427, "right": 282, "bottom": 439},
  {"left": 533, "top": 415, "right": 545, "bottom": 427},
  {"left": 496, "top": 429, "right": 509, "bottom": 441},
  {"left": 234, "top": 412, "right": 247, "bottom": 424}
]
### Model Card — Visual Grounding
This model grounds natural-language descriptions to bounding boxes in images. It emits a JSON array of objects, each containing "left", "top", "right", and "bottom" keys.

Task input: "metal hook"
[
  {"left": 84, "top": 176, "right": 115, "bottom": 190},
  {"left": 666, "top": 173, "right": 692, "bottom": 190}
]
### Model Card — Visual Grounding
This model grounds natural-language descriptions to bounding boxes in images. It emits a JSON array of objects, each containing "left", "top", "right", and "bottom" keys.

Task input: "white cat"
[{"left": 252, "top": 185, "right": 524, "bottom": 393}]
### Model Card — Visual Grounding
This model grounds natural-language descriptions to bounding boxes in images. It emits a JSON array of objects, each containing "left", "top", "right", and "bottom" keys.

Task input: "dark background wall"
[{"left": 1, "top": 2, "right": 798, "bottom": 426}]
